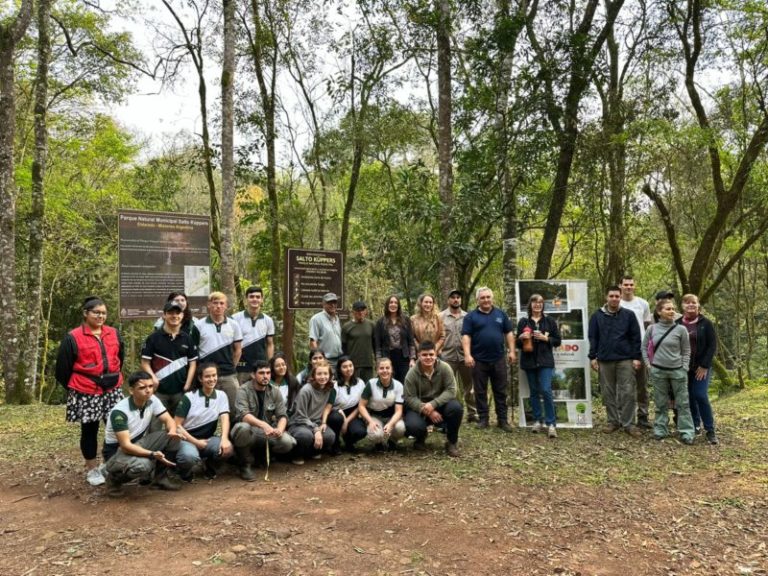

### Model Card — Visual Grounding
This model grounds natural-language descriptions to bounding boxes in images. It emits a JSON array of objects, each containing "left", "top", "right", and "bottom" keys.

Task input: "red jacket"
[{"left": 55, "top": 324, "right": 124, "bottom": 395}]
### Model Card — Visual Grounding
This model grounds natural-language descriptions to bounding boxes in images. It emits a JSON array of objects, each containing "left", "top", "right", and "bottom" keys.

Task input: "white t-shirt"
[{"left": 620, "top": 297, "right": 652, "bottom": 338}]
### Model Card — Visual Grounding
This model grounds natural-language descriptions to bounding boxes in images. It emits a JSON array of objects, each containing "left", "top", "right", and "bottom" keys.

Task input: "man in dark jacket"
[{"left": 588, "top": 286, "right": 642, "bottom": 437}]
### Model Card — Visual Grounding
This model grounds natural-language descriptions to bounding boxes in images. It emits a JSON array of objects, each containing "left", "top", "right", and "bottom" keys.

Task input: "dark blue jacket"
[{"left": 588, "top": 306, "right": 641, "bottom": 361}]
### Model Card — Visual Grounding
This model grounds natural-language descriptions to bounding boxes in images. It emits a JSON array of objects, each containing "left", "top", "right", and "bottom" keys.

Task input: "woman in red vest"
[{"left": 55, "top": 296, "right": 124, "bottom": 486}]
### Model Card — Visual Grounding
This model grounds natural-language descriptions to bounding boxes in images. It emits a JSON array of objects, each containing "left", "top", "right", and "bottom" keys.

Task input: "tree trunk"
[
  {"left": 24, "top": 0, "right": 53, "bottom": 402},
  {"left": 219, "top": 0, "right": 236, "bottom": 305},
  {"left": 435, "top": 0, "right": 454, "bottom": 295},
  {"left": 0, "top": 0, "right": 33, "bottom": 404}
]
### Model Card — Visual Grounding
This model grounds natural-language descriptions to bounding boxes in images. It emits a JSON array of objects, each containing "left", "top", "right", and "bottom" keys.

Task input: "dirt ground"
[{"left": 1, "top": 435, "right": 767, "bottom": 576}]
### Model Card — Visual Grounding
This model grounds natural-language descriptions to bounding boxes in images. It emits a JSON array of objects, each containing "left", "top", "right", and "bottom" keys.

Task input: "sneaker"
[
  {"left": 626, "top": 426, "right": 643, "bottom": 438},
  {"left": 706, "top": 430, "right": 719, "bottom": 445},
  {"left": 292, "top": 458, "right": 305, "bottom": 465},
  {"left": 311, "top": 453, "right": 322, "bottom": 460},
  {"left": 680, "top": 436, "right": 694, "bottom": 446},
  {"left": 695, "top": 427, "right": 704, "bottom": 436},
  {"left": 467, "top": 414, "right": 479, "bottom": 423},
  {"left": 547, "top": 425, "right": 557, "bottom": 439},
  {"left": 412, "top": 439, "right": 428, "bottom": 451},
  {"left": 498, "top": 422, "right": 513, "bottom": 433},
  {"left": 530, "top": 421, "right": 543, "bottom": 433},
  {"left": 445, "top": 441, "right": 460, "bottom": 457},
  {"left": 86, "top": 467, "right": 106, "bottom": 486}
]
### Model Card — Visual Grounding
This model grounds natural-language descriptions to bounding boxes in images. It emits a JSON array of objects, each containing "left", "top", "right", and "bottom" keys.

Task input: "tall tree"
[
  {"left": 527, "top": 0, "right": 625, "bottom": 278},
  {"left": 220, "top": 0, "right": 237, "bottom": 303},
  {"left": 0, "top": 0, "right": 34, "bottom": 402},
  {"left": 159, "top": 0, "right": 222, "bottom": 257}
]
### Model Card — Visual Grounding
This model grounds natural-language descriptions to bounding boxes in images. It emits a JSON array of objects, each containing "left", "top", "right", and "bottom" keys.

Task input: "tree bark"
[
  {"left": 219, "top": 0, "right": 237, "bottom": 305},
  {"left": 435, "top": 0, "right": 454, "bottom": 296},
  {"left": 0, "top": 0, "right": 34, "bottom": 403}
]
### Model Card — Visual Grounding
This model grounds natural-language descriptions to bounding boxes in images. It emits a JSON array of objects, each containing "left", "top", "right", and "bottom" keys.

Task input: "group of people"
[
  {"left": 588, "top": 276, "right": 719, "bottom": 445},
  {"left": 55, "top": 280, "right": 719, "bottom": 497}
]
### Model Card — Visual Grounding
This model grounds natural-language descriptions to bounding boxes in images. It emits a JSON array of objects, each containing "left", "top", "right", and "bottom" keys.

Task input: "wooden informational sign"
[
  {"left": 285, "top": 248, "right": 344, "bottom": 309},
  {"left": 118, "top": 210, "right": 210, "bottom": 319}
]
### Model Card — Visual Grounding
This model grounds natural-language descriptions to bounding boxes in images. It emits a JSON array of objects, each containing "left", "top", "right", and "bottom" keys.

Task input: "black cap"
[
  {"left": 352, "top": 300, "right": 367, "bottom": 311},
  {"left": 163, "top": 301, "right": 183, "bottom": 313},
  {"left": 655, "top": 290, "right": 674, "bottom": 300},
  {"left": 448, "top": 289, "right": 462, "bottom": 298}
]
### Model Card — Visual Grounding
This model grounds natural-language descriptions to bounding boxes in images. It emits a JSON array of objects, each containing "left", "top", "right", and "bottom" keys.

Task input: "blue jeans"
[
  {"left": 176, "top": 436, "right": 222, "bottom": 475},
  {"left": 525, "top": 367, "right": 556, "bottom": 426},
  {"left": 687, "top": 369, "right": 715, "bottom": 432}
]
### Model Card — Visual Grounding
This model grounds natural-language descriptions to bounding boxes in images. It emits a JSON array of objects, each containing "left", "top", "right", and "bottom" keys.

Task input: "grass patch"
[{"left": 1, "top": 385, "right": 767, "bottom": 489}]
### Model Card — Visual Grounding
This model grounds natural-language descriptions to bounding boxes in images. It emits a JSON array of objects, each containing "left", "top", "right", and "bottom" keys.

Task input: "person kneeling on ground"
[
  {"left": 173, "top": 363, "right": 233, "bottom": 481},
  {"left": 404, "top": 341, "right": 463, "bottom": 457},
  {"left": 102, "top": 371, "right": 182, "bottom": 497},
  {"left": 288, "top": 360, "right": 341, "bottom": 464},
  {"left": 357, "top": 357, "right": 406, "bottom": 451},
  {"left": 231, "top": 360, "right": 297, "bottom": 480}
]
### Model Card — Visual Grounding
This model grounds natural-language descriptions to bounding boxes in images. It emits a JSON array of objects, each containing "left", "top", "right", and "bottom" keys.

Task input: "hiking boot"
[
  {"left": 626, "top": 426, "right": 643, "bottom": 438},
  {"left": 498, "top": 421, "right": 513, "bottom": 433},
  {"left": 203, "top": 459, "right": 217, "bottom": 480},
  {"left": 412, "top": 439, "right": 428, "bottom": 451},
  {"left": 476, "top": 420, "right": 489, "bottom": 430},
  {"left": 445, "top": 441, "right": 460, "bottom": 457},
  {"left": 239, "top": 463, "right": 256, "bottom": 482},
  {"left": 154, "top": 472, "right": 183, "bottom": 491},
  {"left": 86, "top": 467, "right": 106, "bottom": 486},
  {"left": 602, "top": 423, "right": 620, "bottom": 434},
  {"left": 547, "top": 425, "right": 557, "bottom": 439},
  {"left": 706, "top": 430, "right": 719, "bottom": 445},
  {"left": 105, "top": 476, "right": 124, "bottom": 498},
  {"left": 636, "top": 417, "right": 653, "bottom": 429},
  {"left": 530, "top": 421, "right": 543, "bottom": 433}
]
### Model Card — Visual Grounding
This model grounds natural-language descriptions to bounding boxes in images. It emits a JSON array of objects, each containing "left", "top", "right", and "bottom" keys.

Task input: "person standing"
[
  {"left": 588, "top": 285, "right": 643, "bottom": 437},
  {"left": 55, "top": 296, "right": 124, "bottom": 486},
  {"left": 517, "top": 294, "right": 561, "bottom": 438},
  {"left": 140, "top": 301, "right": 198, "bottom": 416},
  {"left": 309, "top": 292, "right": 343, "bottom": 366},
  {"left": 410, "top": 293, "right": 445, "bottom": 354},
  {"left": 404, "top": 341, "right": 463, "bottom": 456},
  {"left": 374, "top": 295, "right": 416, "bottom": 384},
  {"left": 439, "top": 289, "right": 477, "bottom": 423},
  {"left": 341, "top": 300, "right": 376, "bottom": 382},
  {"left": 642, "top": 299, "right": 694, "bottom": 444},
  {"left": 678, "top": 294, "right": 719, "bottom": 444},
  {"left": 194, "top": 292, "right": 243, "bottom": 415},
  {"left": 461, "top": 287, "right": 517, "bottom": 431},
  {"left": 234, "top": 286, "right": 276, "bottom": 384},
  {"left": 619, "top": 275, "right": 653, "bottom": 428}
]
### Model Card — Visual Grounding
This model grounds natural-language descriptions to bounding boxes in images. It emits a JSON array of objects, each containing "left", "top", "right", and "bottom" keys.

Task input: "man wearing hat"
[
  {"left": 440, "top": 289, "right": 477, "bottom": 422},
  {"left": 140, "top": 301, "right": 199, "bottom": 416},
  {"left": 342, "top": 300, "right": 376, "bottom": 382},
  {"left": 309, "top": 292, "right": 343, "bottom": 365}
]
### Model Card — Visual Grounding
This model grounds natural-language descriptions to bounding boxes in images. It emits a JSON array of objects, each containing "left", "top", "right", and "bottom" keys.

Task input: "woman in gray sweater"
[{"left": 642, "top": 299, "right": 695, "bottom": 444}]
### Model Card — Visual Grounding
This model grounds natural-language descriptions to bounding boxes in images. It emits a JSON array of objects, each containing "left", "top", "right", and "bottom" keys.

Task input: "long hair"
[
  {"left": 336, "top": 355, "right": 355, "bottom": 385},
  {"left": 192, "top": 362, "right": 219, "bottom": 392},
  {"left": 415, "top": 292, "right": 439, "bottom": 320},
  {"left": 270, "top": 351, "right": 299, "bottom": 409},
  {"left": 526, "top": 293, "right": 544, "bottom": 317},
  {"left": 166, "top": 291, "right": 193, "bottom": 325},
  {"left": 383, "top": 294, "right": 405, "bottom": 326}
]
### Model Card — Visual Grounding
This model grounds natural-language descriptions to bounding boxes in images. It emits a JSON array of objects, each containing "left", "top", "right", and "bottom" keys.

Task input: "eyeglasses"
[{"left": 88, "top": 311, "right": 107, "bottom": 317}]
